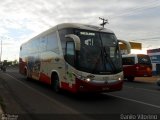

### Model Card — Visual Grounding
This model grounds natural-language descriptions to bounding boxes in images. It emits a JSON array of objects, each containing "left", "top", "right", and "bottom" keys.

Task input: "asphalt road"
[{"left": 0, "top": 67, "right": 160, "bottom": 120}]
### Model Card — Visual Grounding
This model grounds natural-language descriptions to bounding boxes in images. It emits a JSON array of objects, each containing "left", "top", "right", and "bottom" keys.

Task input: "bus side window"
[
  {"left": 47, "top": 33, "right": 59, "bottom": 53},
  {"left": 65, "top": 41, "right": 75, "bottom": 66},
  {"left": 122, "top": 57, "right": 134, "bottom": 65}
]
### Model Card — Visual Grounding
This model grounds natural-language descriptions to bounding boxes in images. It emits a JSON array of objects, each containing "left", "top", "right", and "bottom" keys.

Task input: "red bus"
[
  {"left": 19, "top": 23, "right": 131, "bottom": 93},
  {"left": 122, "top": 54, "right": 152, "bottom": 81}
]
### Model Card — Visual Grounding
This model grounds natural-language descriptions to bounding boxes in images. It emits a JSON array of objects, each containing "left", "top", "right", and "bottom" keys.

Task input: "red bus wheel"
[{"left": 51, "top": 73, "right": 60, "bottom": 93}]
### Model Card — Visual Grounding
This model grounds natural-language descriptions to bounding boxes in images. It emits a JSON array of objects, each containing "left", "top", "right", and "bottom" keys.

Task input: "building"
[
  {"left": 119, "top": 40, "right": 142, "bottom": 54},
  {"left": 147, "top": 48, "right": 160, "bottom": 75}
]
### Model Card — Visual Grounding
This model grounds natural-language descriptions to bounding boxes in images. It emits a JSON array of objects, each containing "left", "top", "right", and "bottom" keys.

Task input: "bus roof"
[
  {"left": 57, "top": 23, "right": 114, "bottom": 33},
  {"left": 21, "top": 23, "right": 114, "bottom": 46}
]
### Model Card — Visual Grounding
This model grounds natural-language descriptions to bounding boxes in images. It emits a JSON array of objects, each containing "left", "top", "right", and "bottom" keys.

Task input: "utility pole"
[{"left": 99, "top": 17, "right": 108, "bottom": 28}]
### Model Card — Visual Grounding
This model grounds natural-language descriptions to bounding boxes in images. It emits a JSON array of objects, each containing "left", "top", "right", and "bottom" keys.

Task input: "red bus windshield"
[{"left": 137, "top": 54, "right": 151, "bottom": 65}]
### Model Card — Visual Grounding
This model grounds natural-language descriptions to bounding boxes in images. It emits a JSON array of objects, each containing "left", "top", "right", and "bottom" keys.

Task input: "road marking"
[
  {"left": 105, "top": 93, "right": 160, "bottom": 109},
  {"left": 4, "top": 72, "right": 160, "bottom": 113},
  {"left": 124, "top": 85, "right": 160, "bottom": 94}
]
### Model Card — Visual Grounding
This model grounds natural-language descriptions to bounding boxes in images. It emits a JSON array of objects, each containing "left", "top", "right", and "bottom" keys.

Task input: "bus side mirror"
[
  {"left": 65, "top": 34, "right": 81, "bottom": 51},
  {"left": 118, "top": 40, "right": 131, "bottom": 54}
]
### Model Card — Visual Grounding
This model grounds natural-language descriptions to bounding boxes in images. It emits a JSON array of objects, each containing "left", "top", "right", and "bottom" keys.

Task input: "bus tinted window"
[
  {"left": 39, "top": 36, "right": 47, "bottom": 52},
  {"left": 122, "top": 57, "right": 135, "bottom": 65},
  {"left": 32, "top": 39, "right": 39, "bottom": 53},
  {"left": 47, "top": 32, "right": 59, "bottom": 53}
]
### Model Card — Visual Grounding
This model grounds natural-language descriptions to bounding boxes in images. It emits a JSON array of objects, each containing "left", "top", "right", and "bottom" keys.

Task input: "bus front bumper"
[{"left": 76, "top": 79, "right": 123, "bottom": 93}]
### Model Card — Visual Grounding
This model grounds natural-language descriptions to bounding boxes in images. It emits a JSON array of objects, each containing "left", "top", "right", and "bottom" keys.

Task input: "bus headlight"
[
  {"left": 86, "top": 78, "right": 91, "bottom": 82},
  {"left": 77, "top": 76, "right": 91, "bottom": 82},
  {"left": 118, "top": 77, "right": 122, "bottom": 81}
]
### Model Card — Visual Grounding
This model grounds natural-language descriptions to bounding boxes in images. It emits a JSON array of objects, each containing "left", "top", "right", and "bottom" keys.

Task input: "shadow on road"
[{"left": 24, "top": 78, "right": 117, "bottom": 102}]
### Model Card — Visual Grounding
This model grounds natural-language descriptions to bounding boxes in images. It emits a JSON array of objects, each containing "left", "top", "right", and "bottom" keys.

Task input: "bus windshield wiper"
[
  {"left": 91, "top": 49, "right": 103, "bottom": 74},
  {"left": 103, "top": 47, "right": 117, "bottom": 73},
  {"left": 92, "top": 46, "right": 116, "bottom": 74}
]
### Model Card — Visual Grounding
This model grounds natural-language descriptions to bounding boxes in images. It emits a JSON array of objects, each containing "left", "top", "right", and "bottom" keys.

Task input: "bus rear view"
[{"left": 122, "top": 54, "right": 152, "bottom": 81}]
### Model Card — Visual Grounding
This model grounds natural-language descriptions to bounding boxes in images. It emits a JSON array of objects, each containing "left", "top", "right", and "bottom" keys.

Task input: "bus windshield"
[{"left": 75, "top": 29, "right": 122, "bottom": 74}]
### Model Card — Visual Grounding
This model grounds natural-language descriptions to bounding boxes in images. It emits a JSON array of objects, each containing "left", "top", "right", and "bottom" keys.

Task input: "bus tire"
[
  {"left": 51, "top": 73, "right": 60, "bottom": 93},
  {"left": 127, "top": 76, "right": 135, "bottom": 81},
  {"left": 24, "top": 68, "right": 27, "bottom": 76}
]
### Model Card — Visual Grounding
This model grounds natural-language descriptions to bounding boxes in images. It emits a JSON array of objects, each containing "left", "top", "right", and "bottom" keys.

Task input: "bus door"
[{"left": 64, "top": 41, "right": 76, "bottom": 91}]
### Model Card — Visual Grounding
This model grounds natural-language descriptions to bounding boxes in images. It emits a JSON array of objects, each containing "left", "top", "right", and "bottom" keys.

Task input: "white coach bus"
[{"left": 19, "top": 23, "right": 131, "bottom": 93}]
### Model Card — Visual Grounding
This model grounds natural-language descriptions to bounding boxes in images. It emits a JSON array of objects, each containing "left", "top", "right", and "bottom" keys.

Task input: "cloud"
[{"left": 0, "top": 0, "right": 160, "bottom": 60}]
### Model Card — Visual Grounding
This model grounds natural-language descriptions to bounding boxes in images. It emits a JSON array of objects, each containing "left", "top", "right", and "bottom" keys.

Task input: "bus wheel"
[
  {"left": 24, "top": 68, "right": 28, "bottom": 79},
  {"left": 127, "top": 76, "right": 135, "bottom": 81},
  {"left": 51, "top": 73, "right": 60, "bottom": 93}
]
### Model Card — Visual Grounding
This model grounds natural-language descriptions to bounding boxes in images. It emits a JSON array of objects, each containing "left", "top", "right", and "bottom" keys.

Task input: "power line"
[{"left": 109, "top": 0, "right": 160, "bottom": 18}]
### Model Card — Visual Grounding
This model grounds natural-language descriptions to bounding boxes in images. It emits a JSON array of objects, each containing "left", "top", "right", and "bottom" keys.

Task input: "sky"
[{"left": 0, "top": 0, "right": 160, "bottom": 61}]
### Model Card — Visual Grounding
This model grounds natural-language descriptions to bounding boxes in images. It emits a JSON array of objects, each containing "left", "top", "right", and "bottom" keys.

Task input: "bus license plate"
[{"left": 103, "top": 77, "right": 109, "bottom": 80}]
